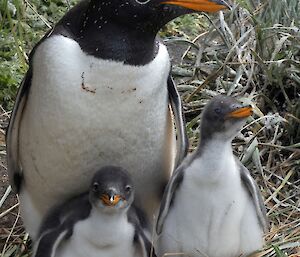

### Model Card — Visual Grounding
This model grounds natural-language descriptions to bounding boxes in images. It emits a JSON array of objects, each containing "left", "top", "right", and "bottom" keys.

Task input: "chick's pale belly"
[{"left": 18, "top": 35, "right": 174, "bottom": 218}]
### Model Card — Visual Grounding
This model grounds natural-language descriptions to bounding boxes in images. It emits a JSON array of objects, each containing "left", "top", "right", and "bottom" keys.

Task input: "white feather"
[
  {"left": 19, "top": 188, "right": 41, "bottom": 239},
  {"left": 157, "top": 140, "right": 264, "bottom": 257},
  {"left": 55, "top": 208, "right": 139, "bottom": 257},
  {"left": 18, "top": 35, "right": 175, "bottom": 236}
]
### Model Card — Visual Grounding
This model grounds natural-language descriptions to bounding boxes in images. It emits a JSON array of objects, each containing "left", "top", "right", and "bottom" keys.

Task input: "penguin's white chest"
[
  {"left": 19, "top": 35, "right": 173, "bottom": 221},
  {"left": 158, "top": 152, "right": 263, "bottom": 257},
  {"left": 56, "top": 210, "right": 137, "bottom": 257}
]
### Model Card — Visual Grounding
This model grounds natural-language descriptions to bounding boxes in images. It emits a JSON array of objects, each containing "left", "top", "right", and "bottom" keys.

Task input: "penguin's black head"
[
  {"left": 200, "top": 95, "right": 253, "bottom": 142},
  {"left": 88, "top": 0, "right": 228, "bottom": 33},
  {"left": 74, "top": 0, "right": 229, "bottom": 65},
  {"left": 89, "top": 166, "right": 134, "bottom": 212}
]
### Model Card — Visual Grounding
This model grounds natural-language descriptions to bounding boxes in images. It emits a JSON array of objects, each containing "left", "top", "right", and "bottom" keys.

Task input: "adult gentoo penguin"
[
  {"left": 6, "top": 0, "right": 228, "bottom": 238},
  {"left": 156, "top": 95, "right": 268, "bottom": 257},
  {"left": 33, "top": 166, "right": 156, "bottom": 257}
]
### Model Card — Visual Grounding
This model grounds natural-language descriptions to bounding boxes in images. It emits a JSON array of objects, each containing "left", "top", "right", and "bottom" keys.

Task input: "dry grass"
[
  {"left": 166, "top": 0, "right": 300, "bottom": 255},
  {"left": 0, "top": 0, "right": 299, "bottom": 256}
]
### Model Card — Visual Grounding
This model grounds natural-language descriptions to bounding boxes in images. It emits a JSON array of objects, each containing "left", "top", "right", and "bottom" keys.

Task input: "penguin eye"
[
  {"left": 125, "top": 185, "right": 132, "bottom": 193},
  {"left": 92, "top": 182, "right": 99, "bottom": 192},
  {"left": 215, "top": 108, "right": 221, "bottom": 115}
]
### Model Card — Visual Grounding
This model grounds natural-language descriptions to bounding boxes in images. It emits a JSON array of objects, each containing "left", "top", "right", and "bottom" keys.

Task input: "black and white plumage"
[
  {"left": 6, "top": 0, "right": 228, "bottom": 239},
  {"left": 156, "top": 95, "right": 268, "bottom": 257},
  {"left": 33, "top": 166, "right": 156, "bottom": 257}
]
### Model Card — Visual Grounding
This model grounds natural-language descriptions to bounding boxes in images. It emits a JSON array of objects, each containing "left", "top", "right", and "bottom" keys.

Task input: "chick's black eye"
[
  {"left": 93, "top": 182, "right": 99, "bottom": 192},
  {"left": 125, "top": 185, "right": 132, "bottom": 193},
  {"left": 215, "top": 108, "right": 221, "bottom": 114}
]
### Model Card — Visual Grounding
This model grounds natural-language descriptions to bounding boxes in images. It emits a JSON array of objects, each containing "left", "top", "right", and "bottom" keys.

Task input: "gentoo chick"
[
  {"left": 34, "top": 166, "right": 156, "bottom": 257},
  {"left": 156, "top": 95, "right": 268, "bottom": 257}
]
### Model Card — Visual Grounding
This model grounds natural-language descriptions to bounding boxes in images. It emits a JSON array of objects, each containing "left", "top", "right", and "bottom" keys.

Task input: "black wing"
[
  {"left": 128, "top": 205, "right": 157, "bottom": 257},
  {"left": 5, "top": 1, "right": 89, "bottom": 193},
  {"left": 34, "top": 193, "right": 91, "bottom": 257},
  {"left": 6, "top": 28, "right": 54, "bottom": 192},
  {"left": 6, "top": 68, "right": 32, "bottom": 192},
  {"left": 167, "top": 74, "right": 189, "bottom": 168},
  {"left": 38, "top": 193, "right": 91, "bottom": 235},
  {"left": 34, "top": 226, "right": 70, "bottom": 257},
  {"left": 135, "top": 229, "right": 157, "bottom": 257},
  {"left": 156, "top": 163, "right": 186, "bottom": 234},
  {"left": 238, "top": 161, "right": 269, "bottom": 232}
]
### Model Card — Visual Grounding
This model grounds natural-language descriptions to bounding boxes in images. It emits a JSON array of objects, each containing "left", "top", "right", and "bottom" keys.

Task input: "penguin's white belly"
[
  {"left": 56, "top": 211, "right": 138, "bottom": 257},
  {"left": 19, "top": 35, "right": 173, "bottom": 227},
  {"left": 57, "top": 241, "right": 136, "bottom": 257},
  {"left": 158, "top": 159, "right": 263, "bottom": 257}
]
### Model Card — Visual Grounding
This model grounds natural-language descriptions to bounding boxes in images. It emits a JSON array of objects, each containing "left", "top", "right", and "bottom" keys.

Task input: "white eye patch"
[{"left": 134, "top": 0, "right": 151, "bottom": 4}]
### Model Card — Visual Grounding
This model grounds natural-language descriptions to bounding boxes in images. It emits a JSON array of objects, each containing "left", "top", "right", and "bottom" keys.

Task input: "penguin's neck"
[
  {"left": 191, "top": 137, "right": 236, "bottom": 183},
  {"left": 81, "top": 207, "right": 132, "bottom": 246},
  {"left": 198, "top": 137, "right": 234, "bottom": 166},
  {"left": 77, "top": 2, "right": 158, "bottom": 65},
  {"left": 91, "top": 207, "right": 129, "bottom": 227}
]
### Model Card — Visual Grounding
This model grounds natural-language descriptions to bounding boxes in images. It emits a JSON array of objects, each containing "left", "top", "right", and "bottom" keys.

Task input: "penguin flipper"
[
  {"left": 6, "top": 0, "right": 89, "bottom": 192},
  {"left": 156, "top": 164, "right": 185, "bottom": 234},
  {"left": 167, "top": 75, "right": 188, "bottom": 168},
  {"left": 6, "top": 68, "right": 33, "bottom": 193},
  {"left": 34, "top": 194, "right": 91, "bottom": 257},
  {"left": 238, "top": 161, "right": 269, "bottom": 232},
  {"left": 34, "top": 226, "right": 70, "bottom": 257},
  {"left": 128, "top": 205, "right": 156, "bottom": 257},
  {"left": 6, "top": 26, "right": 62, "bottom": 193},
  {"left": 135, "top": 228, "right": 157, "bottom": 257},
  {"left": 38, "top": 193, "right": 91, "bottom": 235}
]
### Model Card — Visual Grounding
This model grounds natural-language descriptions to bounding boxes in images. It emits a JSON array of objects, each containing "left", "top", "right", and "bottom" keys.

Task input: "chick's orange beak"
[
  {"left": 100, "top": 194, "right": 123, "bottom": 206},
  {"left": 161, "top": 0, "right": 228, "bottom": 12},
  {"left": 227, "top": 106, "right": 253, "bottom": 119}
]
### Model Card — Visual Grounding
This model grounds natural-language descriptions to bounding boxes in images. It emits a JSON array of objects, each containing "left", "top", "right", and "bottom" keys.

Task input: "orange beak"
[
  {"left": 100, "top": 194, "right": 123, "bottom": 206},
  {"left": 161, "top": 0, "right": 228, "bottom": 12},
  {"left": 227, "top": 106, "right": 253, "bottom": 119}
]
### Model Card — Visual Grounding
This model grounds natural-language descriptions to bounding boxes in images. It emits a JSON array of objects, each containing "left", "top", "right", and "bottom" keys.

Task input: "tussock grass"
[
  {"left": 166, "top": 0, "right": 300, "bottom": 256},
  {"left": 0, "top": 0, "right": 299, "bottom": 256}
]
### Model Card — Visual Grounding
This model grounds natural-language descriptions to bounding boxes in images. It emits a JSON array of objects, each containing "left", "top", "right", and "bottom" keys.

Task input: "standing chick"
[
  {"left": 34, "top": 166, "right": 156, "bottom": 257},
  {"left": 156, "top": 95, "right": 268, "bottom": 257}
]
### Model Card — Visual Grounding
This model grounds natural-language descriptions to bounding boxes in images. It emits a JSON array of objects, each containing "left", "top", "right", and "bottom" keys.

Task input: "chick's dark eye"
[
  {"left": 93, "top": 182, "right": 99, "bottom": 192},
  {"left": 215, "top": 108, "right": 221, "bottom": 114},
  {"left": 125, "top": 185, "right": 132, "bottom": 193}
]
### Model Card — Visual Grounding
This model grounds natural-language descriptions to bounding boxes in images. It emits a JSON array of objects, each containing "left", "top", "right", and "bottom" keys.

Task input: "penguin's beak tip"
[
  {"left": 227, "top": 106, "right": 253, "bottom": 119},
  {"left": 100, "top": 194, "right": 123, "bottom": 206},
  {"left": 160, "top": 0, "right": 230, "bottom": 12}
]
